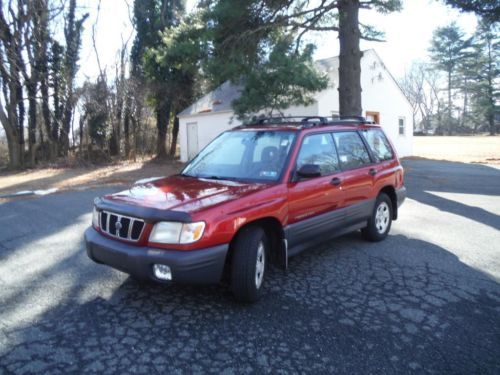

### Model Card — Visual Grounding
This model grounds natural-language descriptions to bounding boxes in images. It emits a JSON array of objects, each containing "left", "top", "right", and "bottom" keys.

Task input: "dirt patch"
[
  {"left": 413, "top": 136, "right": 500, "bottom": 165},
  {"left": 0, "top": 158, "right": 185, "bottom": 199}
]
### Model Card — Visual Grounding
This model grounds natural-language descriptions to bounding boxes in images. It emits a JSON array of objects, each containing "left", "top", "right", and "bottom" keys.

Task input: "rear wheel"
[
  {"left": 230, "top": 226, "right": 268, "bottom": 302},
  {"left": 362, "top": 193, "right": 393, "bottom": 242}
]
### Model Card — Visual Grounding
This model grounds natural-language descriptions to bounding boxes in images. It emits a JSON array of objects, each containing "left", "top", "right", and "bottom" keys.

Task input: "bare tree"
[
  {"left": 60, "top": 0, "right": 88, "bottom": 155},
  {"left": 400, "top": 63, "right": 445, "bottom": 133},
  {"left": 0, "top": 0, "right": 29, "bottom": 168}
]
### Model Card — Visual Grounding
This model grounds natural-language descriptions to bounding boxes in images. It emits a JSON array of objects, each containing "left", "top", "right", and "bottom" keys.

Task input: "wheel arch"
[
  {"left": 379, "top": 185, "right": 398, "bottom": 220},
  {"left": 227, "top": 216, "right": 286, "bottom": 267}
]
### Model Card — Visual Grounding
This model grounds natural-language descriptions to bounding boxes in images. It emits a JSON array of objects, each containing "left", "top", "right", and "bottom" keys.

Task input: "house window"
[{"left": 398, "top": 117, "right": 405, "bottom": 135}]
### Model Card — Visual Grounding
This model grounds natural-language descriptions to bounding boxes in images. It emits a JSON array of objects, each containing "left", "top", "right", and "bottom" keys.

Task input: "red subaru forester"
[{"left": 85, "top": 116, "right": 406, "bottom": 302}]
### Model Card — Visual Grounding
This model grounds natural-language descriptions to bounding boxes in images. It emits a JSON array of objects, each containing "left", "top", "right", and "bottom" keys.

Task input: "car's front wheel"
[
  {"left": 230, "top": 226, "right": 268, "bottom": 302},
  {"left": 362, "top": 193, "right": 393, "bottom": 242}
]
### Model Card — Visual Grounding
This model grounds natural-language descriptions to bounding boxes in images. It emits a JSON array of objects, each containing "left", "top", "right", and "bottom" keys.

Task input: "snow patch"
[{"left": 34, "top": 188, "right": 59, "bottom": 196}]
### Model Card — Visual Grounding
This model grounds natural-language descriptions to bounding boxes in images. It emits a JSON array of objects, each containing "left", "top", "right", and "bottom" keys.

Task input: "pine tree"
[
  {"left": 202, "top": 0, "right": 402, "bottom": 118},
  {"left": 429, "top": 23, "right": 471, "bottom": 135},
  {"left": 469, "top": 20, "right": 499, "bottom": 135},
  {"left": 144, "top": 12, "right": 206, "bottom": 155},
  {"left": 442, "top": 0, "right": 499, "bottom": 23},
  {"left": 131, "top": 0, "right": 185, "bottom": 158}
]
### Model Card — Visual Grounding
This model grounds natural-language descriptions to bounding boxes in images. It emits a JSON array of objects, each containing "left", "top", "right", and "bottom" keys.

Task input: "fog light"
[{"left": 153, "top": 264, "right": 172, "bottom": 281}]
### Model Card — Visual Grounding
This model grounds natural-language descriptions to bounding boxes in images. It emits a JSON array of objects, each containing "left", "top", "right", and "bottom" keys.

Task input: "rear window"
[
  {"left": 332, "top": 131, "right": 371, "bottom": 170},
  {"left": 362, "top": 129, "right": 394, "bottom": 162}
]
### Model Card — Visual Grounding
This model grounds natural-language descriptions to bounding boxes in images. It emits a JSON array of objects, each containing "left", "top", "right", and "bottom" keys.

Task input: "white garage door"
[{"left": 186, "top": 122, "right": 199, "bottom": 160}]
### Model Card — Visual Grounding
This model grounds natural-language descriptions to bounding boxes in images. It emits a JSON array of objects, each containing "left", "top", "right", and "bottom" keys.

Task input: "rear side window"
[
  {"left": 332, "top": 132, "right": 371, "bottom": 170},
  {"left": 296, "top": 133, "right": 340, "bottom": 175},
  {"left": 362, "top": 129, "right": 394, "bottom": 162}
]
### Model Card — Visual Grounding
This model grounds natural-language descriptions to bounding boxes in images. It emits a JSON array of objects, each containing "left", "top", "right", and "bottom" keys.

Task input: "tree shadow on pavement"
[
  {"left": 403, "top": 159, "right": 500, "bottom": 230},
  {"left": 1, "top": 231, "right": 499, "bottom": 374}
]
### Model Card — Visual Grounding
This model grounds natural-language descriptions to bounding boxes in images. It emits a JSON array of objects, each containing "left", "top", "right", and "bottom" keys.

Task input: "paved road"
[{"left": 0, "top": 160, "right": 499, "bottom": 374}]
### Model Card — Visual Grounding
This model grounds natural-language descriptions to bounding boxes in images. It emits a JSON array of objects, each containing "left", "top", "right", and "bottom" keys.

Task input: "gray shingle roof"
[{"left": 178, "top": 81, "right": 243, "bottom": 117}]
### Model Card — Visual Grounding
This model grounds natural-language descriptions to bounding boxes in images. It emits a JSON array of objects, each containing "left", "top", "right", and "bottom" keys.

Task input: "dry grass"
[
  {"left": 0, "top": 158, "right": 184, "bottom": 198},
  {"left": 411, "top": 136, "right": 500, "bottom": 165}
]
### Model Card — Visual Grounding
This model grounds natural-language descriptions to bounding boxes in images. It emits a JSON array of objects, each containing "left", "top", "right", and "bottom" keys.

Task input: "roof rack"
[
  {"left": 252, "top": 116, "right": 329, "bottom": 126},
  {"left": 245, "top": 115, "right": 374, "bottom": 128}
]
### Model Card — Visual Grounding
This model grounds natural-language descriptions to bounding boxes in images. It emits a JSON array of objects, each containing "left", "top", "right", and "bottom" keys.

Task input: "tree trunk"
[
  {"left": 124, "top": 97, "right": 131, "bottom": 158},
  {"left": 338, "top": 0, "right": 362, "bottom": 118},
  {"left": 447, "top": 70, "right": 452, "bottom": 135},
  {"left": 461, "top": 77, "right": 468, "bottom": 132},
  {"left": 79, "top": 115, "right": 84, "bottom": 155},
  {"left": 156, "top": 101, "right": 170, "bottom": 158},
  {"left": 487, "top": 40, "right": 495, "bottom": 135},
  {"left": 27, "top": 81, "right": 37, "bottom": 165},
  {"left": 4, "top": 125, "right": 21, "bottom": 169},
  {"left": 40, "top": 60, "right": 58, "bottom": 160},
  {"left": 16, "top": 85, "right": 25, "bottom": 167},
  {"left": 169, "top": 115, "right": 179, "bottom": 157},
  {"left": 61, "top": 93, "right": 73, "bottom": 155}
]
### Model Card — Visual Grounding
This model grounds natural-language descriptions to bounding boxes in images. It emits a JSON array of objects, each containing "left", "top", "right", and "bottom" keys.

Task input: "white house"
[{"left": 178, "top": 49, "right": 413, "bottom": 162}]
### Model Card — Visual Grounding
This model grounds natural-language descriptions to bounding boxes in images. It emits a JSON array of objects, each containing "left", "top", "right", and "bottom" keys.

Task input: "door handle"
[
  {"left": 330, "top": 177, "right": 342, "bottom": 186},
  {"left": 369, "top": 168, "right": 377, "bottom": 176}
]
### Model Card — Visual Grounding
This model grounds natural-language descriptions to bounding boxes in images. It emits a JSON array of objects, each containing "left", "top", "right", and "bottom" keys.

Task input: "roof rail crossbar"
[
  {"left": 300, "top": 116, "right": 329, "bottom": 124},
  {"left": 330, "top": 115, "right": 375, "bottom": 125},
  {"left": 244, "top": 115, "right": 375, "bottom": 128}
]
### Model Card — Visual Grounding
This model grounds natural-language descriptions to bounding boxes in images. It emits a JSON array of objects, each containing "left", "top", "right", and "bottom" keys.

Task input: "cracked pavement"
[{"left": 0, "top": 159, "right": 499, "bottom": 374}]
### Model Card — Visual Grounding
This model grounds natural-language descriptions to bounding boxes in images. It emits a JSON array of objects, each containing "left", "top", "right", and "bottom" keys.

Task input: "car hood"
[{"left": 104, "top": 175, "right": 271, "bottom": 214}]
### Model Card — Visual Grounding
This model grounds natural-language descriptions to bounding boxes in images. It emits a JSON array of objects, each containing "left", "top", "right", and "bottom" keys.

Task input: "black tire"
[
  {"left": 362, "top": 193, "right": 393, "bottom": 242},
  {"left": 230, "top": 226, "right": 269, "bottom": 302}
]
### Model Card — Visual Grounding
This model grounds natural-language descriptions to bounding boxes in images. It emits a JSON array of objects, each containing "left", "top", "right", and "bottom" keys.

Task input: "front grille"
[{"left": 99, "top": 211, "right": 145, "bottom": 242}]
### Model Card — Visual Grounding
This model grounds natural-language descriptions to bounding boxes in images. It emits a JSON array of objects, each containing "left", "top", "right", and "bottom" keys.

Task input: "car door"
[
  {"left": 287, "top": 133, "right": 344, "bottom": 248},
  {"left": 332, "top": 131, "right": 375, "bottom": 225}
]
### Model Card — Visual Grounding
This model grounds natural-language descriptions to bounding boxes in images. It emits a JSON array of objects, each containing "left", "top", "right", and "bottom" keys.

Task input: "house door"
[
  {"left": 186, "top": 122, "right": 199, "bottom": 159},
  {"left": 366, "top": 111, "right": 380, "bottom": 124}
]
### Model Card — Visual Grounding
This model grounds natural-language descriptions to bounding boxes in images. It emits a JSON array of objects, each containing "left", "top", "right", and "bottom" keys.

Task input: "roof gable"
[{"left": 179, "top": 49, "right": 411, "bottom": 117}]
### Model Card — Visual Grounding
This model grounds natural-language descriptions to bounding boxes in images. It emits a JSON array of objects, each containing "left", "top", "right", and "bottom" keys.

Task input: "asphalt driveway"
[{"left": 0, "top": 159, "right": 499, "bottom": 374}]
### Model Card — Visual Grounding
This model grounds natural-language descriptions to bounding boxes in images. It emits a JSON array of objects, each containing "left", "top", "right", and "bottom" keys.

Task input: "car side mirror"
[{"left": 296, "top": 164, "right": 321, "bottom": 179}]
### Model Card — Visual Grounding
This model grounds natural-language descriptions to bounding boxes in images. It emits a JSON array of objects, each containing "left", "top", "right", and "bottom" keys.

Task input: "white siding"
[
  {"left": 360, "top": 50, "right": 413, "bottom": 157},
  {"left": 179, "top": 111, "right": 239, "bottom": 162}
]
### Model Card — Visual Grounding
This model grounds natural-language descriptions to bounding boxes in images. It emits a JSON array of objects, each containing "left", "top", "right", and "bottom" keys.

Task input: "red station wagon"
[{"left": 85, "top": 116, "right": 406, "bottom": 302}]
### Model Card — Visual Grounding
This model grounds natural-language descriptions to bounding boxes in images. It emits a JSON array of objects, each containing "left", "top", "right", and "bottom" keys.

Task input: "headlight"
[
  {"left": 92, "top": 206, "right": 99, "bottom": 228},
  {"left": 149, "top": 221, "right": 205, "bottom": 244}
]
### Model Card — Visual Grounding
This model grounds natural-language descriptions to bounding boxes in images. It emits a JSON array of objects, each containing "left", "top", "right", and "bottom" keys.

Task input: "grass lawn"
[{"left": 411, "top": 136, "right": 500, "bottom": 165}]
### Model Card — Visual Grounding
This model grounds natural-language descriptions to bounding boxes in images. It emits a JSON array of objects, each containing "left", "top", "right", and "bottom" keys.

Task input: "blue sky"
[{"left": 79, "top": 0, "right": 477, "bottom": 83}]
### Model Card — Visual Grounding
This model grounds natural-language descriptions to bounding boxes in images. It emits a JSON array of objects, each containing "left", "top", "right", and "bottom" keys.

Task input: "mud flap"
[{"left": 276, "top": 239, "right": 288, "bottom": 270}]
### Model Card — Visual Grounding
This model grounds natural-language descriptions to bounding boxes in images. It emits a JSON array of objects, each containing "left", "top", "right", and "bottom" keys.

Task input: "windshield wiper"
[
  {"left": 203, "top": 175, "right": 237, "bottom": 181},
  {"left": 206, "top": 175, "right": 225, "bottom": 180}
]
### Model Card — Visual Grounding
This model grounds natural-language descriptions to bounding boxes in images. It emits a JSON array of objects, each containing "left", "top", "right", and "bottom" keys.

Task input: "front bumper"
[{"left": 84, "top": 227, "right": 228, "bottom": 284}]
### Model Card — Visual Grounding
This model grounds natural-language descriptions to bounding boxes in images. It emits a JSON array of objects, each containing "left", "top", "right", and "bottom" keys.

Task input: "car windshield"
[{"left": 182, "top": 130, "right": 296, "bottom": 182}]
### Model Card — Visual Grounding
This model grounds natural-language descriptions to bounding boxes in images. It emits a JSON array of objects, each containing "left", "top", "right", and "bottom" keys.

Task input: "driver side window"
[{"left": 296, "top": 133, "right": 340, "bottom": 176}]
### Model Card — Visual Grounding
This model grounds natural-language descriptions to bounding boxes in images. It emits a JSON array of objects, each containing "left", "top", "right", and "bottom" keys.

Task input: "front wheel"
[
  {"left": 230, "top": 226, "right": 268, "bottom": 302},
  {"left": 362, "top": 193, "right": 393, "bottom": 242}
]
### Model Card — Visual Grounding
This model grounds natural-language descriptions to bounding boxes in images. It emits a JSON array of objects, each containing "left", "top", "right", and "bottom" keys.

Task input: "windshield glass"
[{"left": 182, "top": 130, "right": 296, "bottom": 182}]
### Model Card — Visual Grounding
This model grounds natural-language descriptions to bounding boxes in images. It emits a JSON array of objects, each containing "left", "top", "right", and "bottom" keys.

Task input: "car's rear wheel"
[
  {"left": 230, "top": 226, "right": 268, "bottom": 302},
  {"left": 362, "top": 193, "right": 393, "bottom": 242}
]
